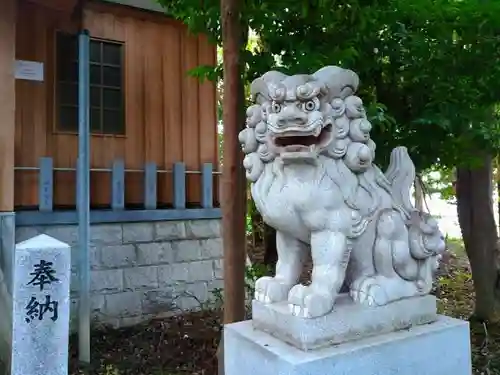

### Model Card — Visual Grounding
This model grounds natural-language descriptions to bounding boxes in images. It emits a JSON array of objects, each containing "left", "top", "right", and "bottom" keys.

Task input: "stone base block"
[
  {"left": 224, "top": 316, "right": 471, "bottom": 375},
  {"left": 252, "top": 294, "right": 437, "bottom": 350}
]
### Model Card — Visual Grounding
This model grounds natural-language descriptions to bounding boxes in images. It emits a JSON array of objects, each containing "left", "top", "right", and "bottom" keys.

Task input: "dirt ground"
[
  {"left": 69, "top": 308, "right": 221, "bottom": 375},
  {"left": 69, "top": 249, "right": 500, "bottom": 375}
]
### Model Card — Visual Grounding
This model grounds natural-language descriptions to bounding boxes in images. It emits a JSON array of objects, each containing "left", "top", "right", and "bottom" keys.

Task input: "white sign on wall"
[{"left": 15, "top": 60, "right": 44, "bottom": 82}]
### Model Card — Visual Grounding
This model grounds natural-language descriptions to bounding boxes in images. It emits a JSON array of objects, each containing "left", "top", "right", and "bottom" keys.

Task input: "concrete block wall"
[
  {"left": 0, "top": 213, "right": 14, "bottom": 368},
  {"left": 15, "top": 219, "right": 223, "bottom": 328}
]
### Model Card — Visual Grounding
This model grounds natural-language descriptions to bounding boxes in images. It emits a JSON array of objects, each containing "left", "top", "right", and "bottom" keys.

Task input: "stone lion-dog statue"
[{"left": 238, "top": 66, "right": 445, "bottom": 318}]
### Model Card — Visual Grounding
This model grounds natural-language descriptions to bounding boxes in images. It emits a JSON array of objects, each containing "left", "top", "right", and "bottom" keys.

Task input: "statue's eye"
[
  {"left": 302, "top": 99, "right": 318, "bottom": 112},
  {"left": 271, "top": 101, "right": 282, "bottom": 113}
]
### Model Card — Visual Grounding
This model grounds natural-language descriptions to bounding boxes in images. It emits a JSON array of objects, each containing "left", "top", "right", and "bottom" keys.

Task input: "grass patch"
[{"left": 436, "top": 245, "right": 500, "bottom": 375}]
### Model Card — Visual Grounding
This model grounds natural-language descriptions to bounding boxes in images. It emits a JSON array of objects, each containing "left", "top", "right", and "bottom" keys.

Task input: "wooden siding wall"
[{"left": 14, "top": 1, "right": 219, "bottom": 209}]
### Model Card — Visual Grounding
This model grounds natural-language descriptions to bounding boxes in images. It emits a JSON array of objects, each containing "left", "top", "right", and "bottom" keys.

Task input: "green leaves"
[
  {"left": 187, "top": 64, "right": 222, "bottom": 83},
  {"left": 158, "top": 0, "right": 500, "bottom": 171}
]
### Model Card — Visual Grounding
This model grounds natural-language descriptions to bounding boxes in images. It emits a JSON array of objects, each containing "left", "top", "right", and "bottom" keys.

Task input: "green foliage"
[
  {"left": 203, "top": 263, "right": 271, "bottom": 316},
  {"left": 209, "top": 287, "right": 224, "bottom": 310},
  {"left": 267, "top": 0, "right": 500, "bottom": 169},
  {"left": 244, "top": 263, "right": 272, "bottom": 296},
  {"left": 245, "top": 209, "right": 253, "bottom": 235},
  {"left": 245, "top": 263, "right": 271, "bottom": 284},
  {"left": 421, "top": 164, "right": 456, "bottom": 202},
  {"left": 158, "top": 0, "right": 500, "bottom": 173},
  {"left": 187, "top": 64, "right": 223, "bottom": 83}
]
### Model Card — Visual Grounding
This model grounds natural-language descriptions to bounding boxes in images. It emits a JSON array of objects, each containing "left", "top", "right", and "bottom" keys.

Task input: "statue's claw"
[
  {"left": 350, "top": 276, "right": 390, "bottom": 306},
  {"left": 350, "top": 278, "right": 385, "bottom": 307},
  {"left": 287, "top": 284, "right": 335, "bottom": 318},
  {"left": 254, "top": 276, "right": 294, "bottom": 304},
  {"left": 350, "top": 275, "right": 419, "bottom": 306}
]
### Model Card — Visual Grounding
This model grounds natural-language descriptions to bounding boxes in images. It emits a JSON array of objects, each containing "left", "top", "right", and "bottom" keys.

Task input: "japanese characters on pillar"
[
  {"left": 25, "top": 260, "right": 60, "bottom": 323},
  {"left": 10, "top": 234, "right": 71, "bottom": 375}
]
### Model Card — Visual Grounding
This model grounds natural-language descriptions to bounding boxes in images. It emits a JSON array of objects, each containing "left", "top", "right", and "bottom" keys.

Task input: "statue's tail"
[
  {"left": 384, "top": 146, "right": 416, "bottom": 217},
  {"left": 383, "top": 147, "right": 445, "bottom": 292}
]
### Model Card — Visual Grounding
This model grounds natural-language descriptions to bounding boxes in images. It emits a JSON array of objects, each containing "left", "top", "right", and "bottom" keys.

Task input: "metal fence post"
[{"left": 77, "top": 29, "right": 91, "bottom": 364}]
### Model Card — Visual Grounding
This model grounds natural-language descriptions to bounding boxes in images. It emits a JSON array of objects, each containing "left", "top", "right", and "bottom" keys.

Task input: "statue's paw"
[
  {"left": 287, "top": 284, "right": 335, "bottom": 318},
  {"left": 254, "top": 276, "right": 293, "bottom": 304},
  {"left": 350, "top": 276, "right": 389, "bottom": 307}
]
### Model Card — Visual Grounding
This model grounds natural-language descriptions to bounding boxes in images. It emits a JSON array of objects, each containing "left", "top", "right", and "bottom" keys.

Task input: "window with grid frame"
[{"left": 56, "top": 32, "right": 125, "bottom": 135}]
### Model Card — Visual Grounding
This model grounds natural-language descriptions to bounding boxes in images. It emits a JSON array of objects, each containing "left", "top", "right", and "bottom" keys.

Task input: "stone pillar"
[{"left": 10, "top": 235, "right": 71, "bottom": 375}]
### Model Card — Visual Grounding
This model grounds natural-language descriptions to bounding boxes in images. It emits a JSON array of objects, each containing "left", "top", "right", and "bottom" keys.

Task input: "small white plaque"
[{"left": 15, "top": 60, "right": 44, "bottom": 82}]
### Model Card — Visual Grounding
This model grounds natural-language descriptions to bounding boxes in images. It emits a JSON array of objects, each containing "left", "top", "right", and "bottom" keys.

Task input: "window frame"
[{"left": 53, "top": 31, "right": 126, "bottom": 137}]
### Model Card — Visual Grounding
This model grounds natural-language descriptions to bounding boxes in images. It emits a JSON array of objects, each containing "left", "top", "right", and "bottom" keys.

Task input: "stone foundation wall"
[
  {"left": 0, "top": 212, "right": 14, "bottom": 368},
  {"left": 15, "top": 219, "right": 223, "bottom": 329}
]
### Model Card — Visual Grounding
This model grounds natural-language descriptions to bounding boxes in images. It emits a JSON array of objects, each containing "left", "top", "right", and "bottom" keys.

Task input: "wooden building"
[
  {"left": 8, "top": 0, "right": 220, "bottom": 225},
  {"left": 0, "top": 0, "right": 223, "bottom": 327}
]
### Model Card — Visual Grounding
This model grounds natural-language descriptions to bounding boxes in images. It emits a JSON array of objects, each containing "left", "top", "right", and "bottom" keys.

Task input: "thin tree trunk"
[
  {"left": 249, "top": 195, "right": 261, "bottom": 259},
  {"left": 220, "top": 0, "right": 246, "bottom": 326},
  {"left": 496, "top": 157, "right": 500, "bottom": 229},
  {"left": 497, "top": 179, "right": 500, "bottom": 230},
  {"left": 414, "top": 175, "right": 424, "bottom": 212},
  {"left": 456, "top": 154, "right": 500, "bottom": 322},
  {"left": 218, "top": 0, "right": 246, "bottom": 373}
]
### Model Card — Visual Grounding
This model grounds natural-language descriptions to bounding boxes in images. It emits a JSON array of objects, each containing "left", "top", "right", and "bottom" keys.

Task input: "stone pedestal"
[
  {"left": 225, "top": 296, "right": 472, "bottom": 375},
  {"left": 10, "top": 234, "right": 71, "bottom": 375},
  {"left": 253, "top": 294, "right": 438, "bottom": 351},
  {"left": 225, "top": 316, "right": 471, "bottom": 375}
]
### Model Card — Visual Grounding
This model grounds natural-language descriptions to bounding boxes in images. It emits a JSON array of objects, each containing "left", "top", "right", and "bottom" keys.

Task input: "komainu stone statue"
[{"left": 239, "top": 66, "right": 446, "bottom": 319}]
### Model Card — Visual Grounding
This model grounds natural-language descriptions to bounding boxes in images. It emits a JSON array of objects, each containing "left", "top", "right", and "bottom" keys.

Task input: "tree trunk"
[
  {"left": 414, "top": 176, "right": 424, "bottom": 212},
  {"left": 496, "top": 157, "right": 500, "bottom": 229},
  {"left": 249, "top": 196, "right": 262, "bottom": 258},
  {"left": 219, "top": 0, "right": 246, "bottom": 373},
  {"left": 456, "top": 154, "right": 500, "bottom": 322},
  {"left": 220, "top": 0, "right": 246, "bottom": 326},
  {"left": 497, "top": 178, "right": 500, "bottom": 230}
]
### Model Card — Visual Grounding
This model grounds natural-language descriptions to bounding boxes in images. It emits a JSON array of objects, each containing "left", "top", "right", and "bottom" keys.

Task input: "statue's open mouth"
[{"left": 272, "top": 124, "right": 333, "bottom": 155}]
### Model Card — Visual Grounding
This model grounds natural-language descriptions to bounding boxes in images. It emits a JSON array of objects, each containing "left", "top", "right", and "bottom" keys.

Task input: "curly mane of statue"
[{"left": 239, "top": 66, "right": 445, "bottom": 318}]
